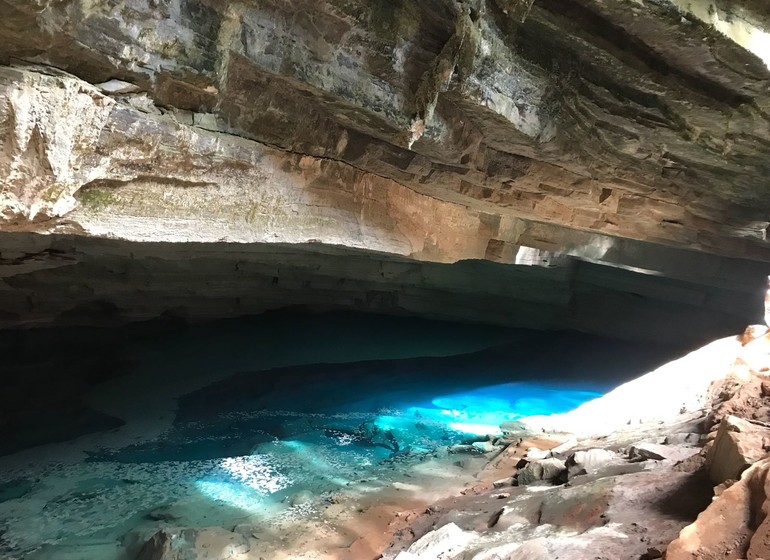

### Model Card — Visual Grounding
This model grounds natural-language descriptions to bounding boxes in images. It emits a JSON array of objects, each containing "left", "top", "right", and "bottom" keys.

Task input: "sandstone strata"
[{"left": 0, "top": 0, "right": 769, "bottom": 335}]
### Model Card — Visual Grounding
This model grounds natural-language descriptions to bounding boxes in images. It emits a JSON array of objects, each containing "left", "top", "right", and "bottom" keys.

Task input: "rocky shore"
[{"left": 376, "top": 325, "right": 770, "bottom": 560}]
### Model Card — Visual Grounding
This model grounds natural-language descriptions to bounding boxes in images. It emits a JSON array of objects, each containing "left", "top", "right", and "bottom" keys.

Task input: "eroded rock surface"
[
  {"left": 2, "top": 0, "right": 770, "bottom": 257},
  {"left": 0, "top": 0, "right": 768, "bottom": 334}
]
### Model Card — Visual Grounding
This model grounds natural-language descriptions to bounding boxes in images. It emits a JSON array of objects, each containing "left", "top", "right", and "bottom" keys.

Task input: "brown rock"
[
  {"left": 741, "top": 325, "right": 770, "bottom": 346},
  {"left": 708, "top": 415, "right": 770, "bottom": 485},
  {"left": 666, "top": 457, "right": 770, "bottom": 560}
]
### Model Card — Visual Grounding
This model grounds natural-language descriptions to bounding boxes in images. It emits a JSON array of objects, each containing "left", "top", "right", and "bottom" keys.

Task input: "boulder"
[
  {"left": 395, "top": 522, "right": 474, "bottom": 559},
  {"left": 517, "top": 458, "right": 566, "bottom": 486},
  {"left": 95, "top": 79, "right": 142, "bottom": 95},
  {"left": 666, "top": 457, "right": 770, "bottom": 560},
  {"left": 708, "top": 414, "right": 770, "bottom": 485},
  {"left": 135, "top": 528, "right": 249, "bottom": 560},
  {"left": 629, "top": 443, "right": 668, "bottom": 461},
  {"left": 472, "top": 441, "right": 498, "bottom": 454},
  {"left": 549, "top": 438, "right": 577, "bottom": 457},
  {"left": 136, "top": 530, "right": 174, "bottom": 560},
  {"left": 565, "top": 448, "right": 616, "bottom": 478}
]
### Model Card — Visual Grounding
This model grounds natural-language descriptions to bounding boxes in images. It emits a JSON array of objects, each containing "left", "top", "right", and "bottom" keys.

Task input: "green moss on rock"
[{"left": 77, "top": 187, "right": 120, "bottom": 211}]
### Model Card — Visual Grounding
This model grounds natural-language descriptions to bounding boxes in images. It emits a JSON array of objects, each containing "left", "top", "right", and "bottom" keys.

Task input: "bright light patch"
[
  {"left": 195, "top": 480, "right": 266, "bottom": 513},
  {"left": 220, "top": 455, "right": 288, "bottom": 494},
  {"left": 670, "top": 0, "right": 770, "bottom": 70},
  {"left": 271, "top": 440, "right": 352, "bottom": 486},
  {"left": 395, "top": 382, "right": 602, "bottom": 436},
  {"left": 195, "top": 454, "right": 290, "bottom": 513},
  {"left": 447, "top": 422, "right": 503, "bottom": 436}
]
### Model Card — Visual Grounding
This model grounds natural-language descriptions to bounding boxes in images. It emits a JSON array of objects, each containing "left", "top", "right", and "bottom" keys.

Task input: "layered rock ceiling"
[{"left": 0, "top": 0, "right": 769, "bottom": 339}]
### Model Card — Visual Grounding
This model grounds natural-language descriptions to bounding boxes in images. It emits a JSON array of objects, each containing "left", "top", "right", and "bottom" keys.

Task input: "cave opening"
[{"left": 3, "top": 0, "right": 770, "bottom": 557}]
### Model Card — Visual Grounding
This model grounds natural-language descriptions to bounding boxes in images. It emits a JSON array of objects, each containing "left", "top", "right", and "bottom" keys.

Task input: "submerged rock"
[
  {"left": 471, "top": 441, "right": 498, "bottom": 454},
  {"left": 136, "top": 528, "right": 249, "bottom": 560}
]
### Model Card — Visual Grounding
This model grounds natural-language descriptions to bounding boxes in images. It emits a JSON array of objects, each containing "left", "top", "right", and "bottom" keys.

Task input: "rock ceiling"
[{"left": 0, "top": 0, "right": 769, "bottom": 334}]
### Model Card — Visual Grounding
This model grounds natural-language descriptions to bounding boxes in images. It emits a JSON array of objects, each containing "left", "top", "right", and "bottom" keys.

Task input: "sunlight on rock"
[{"left": 671, "top": 0, "right": 770, "bottom": 69}]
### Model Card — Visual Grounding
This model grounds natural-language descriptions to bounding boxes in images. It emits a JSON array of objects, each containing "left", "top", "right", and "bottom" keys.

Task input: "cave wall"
[
  {"left": 0, "top": 232, "right": 765, "bottom": 346},
  {"left": 0, "top": 0, "right": 769, "bottom": 339}
]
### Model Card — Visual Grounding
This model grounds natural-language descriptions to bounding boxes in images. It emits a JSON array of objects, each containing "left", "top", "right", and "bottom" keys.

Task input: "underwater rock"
[
  {"left": 287, "top": 490, "right": 315, "bottom": 507},
  {"left": 136, "top": 528, "right": 249, "bottom": 560},
  {"left": 449, "top": 444, "right": 485, "bottom": 455},
  {"left": 136, "top": 530, "right": 175, "bottom": 560}
]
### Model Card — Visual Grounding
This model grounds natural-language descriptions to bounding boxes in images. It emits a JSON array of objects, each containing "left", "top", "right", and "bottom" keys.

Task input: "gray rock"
[
  {"left": 629, "top": 442, "right": 668, "bottom": 461},
  {"left": 566, "top": 448, "right": 616, "bottom": 478},
  {"left": 395, "top": 522, "right": 474, "bottom": 559},
  {"left": 472, "top": 440, "right": 498, "bottom": 453},
  {"left": 549, "top": 438, "right": 578, "bottom": 457},
  {"left": 95, "top": 79, "right": 141, "bottom": 94},
  {"left": 449, "top": 444, "right": 485, "bottom": 455},
  {"left": 517, "top": 458, "right": 566, "bottom": 486},
  {"left": 193, "top": 112, "right": 219, "bottom": 131}
]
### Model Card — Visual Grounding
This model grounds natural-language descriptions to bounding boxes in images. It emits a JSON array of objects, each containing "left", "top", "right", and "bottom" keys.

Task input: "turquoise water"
[
  {"left": 0, "top": 383, "right": 602, "bottom": 559},
  {"left": 0, "top": 313, "right": 683, "bottom": 559}
]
